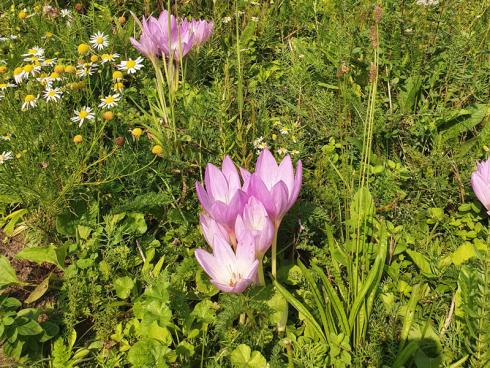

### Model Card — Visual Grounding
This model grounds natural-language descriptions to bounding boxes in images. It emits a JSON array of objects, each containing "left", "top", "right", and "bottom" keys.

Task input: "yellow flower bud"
[
  {"left": 90, "top": 55, "right": 99, "bottom": 63},
  {"left": 64, "top": 65, "right": 76, "bottom": 74},
  {"left": 54, "top": 64, "right": 65, "bottom": 74},
  {"left": 102, "top": 111, "right": 114, "bottom": 121},
  {"left": 73, "top": 135, "right": 83, "bottom": 144},
  {"left": 112, "top": 70, "right": 123, "bottom": 80},
  {"left": 18, "top": 10, "right": 27, "bottom": 19},
  {"left": 131, "top": 128, "right": 143, "bottom": 138},
  {"left": 77, "top": 43, "right": 90, "bottom": 55},
  {"left": 151, "top": 145, "right": 163, "bottom": 156}
]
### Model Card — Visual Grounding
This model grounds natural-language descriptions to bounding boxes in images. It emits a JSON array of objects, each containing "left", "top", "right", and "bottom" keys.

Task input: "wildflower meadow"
[{"left": 0, "top": 1, "right": 489, "bottom": 367}]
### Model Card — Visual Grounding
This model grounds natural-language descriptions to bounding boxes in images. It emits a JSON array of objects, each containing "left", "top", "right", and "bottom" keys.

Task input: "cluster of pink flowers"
[
  {"left": 130, "top": 10, "right": 213, "bottom": 61},
  {"left": 471, "top": 158, "right": 490, "bottom": 214},
  {"left": 195, "top": 149, "right": 302, "bottom": 293}
]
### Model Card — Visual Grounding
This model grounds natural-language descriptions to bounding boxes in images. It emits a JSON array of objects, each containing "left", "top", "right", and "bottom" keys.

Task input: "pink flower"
[
  {"left": 471, "top": 158, "right": 490, "bottom": 214},
  {"left": 130, "top": 16, "right": 161, "bottom": 59},
  {"left": 195, "top": 232, "right": 258, "bottom": 293},
  {"left": 131, "top": 10, "right": 213, "bottom": 61},
  {"left": 200, "top": 213, "right": 230, "bottom": 248},
  {"left": 196, "top": 156, "right": 248, "bottom": 235},
  {"left": 235, "top": 197, "right": 274, "bottom": 258},
  {"left": 241, "top": 149, "right": 302, "bottom": 224}
]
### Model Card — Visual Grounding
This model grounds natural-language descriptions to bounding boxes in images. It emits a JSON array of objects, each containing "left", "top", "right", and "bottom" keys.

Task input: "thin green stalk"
[
  {"left": 271, "top": 224, "right": 279, "bottom": 278},
  {"left": 257, "top": 255, "right": 265, "bottom": 286}
]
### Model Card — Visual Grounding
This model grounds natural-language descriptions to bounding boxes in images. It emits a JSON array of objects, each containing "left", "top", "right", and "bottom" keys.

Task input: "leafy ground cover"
[{"left": 0, "top": 0, "right": 489, "bottom": 367}]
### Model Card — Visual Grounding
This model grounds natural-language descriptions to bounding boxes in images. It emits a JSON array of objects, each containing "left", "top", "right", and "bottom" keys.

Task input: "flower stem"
[
  {"left": 271, "top": 226, "right": 279, "bottom": 279},
  {"left": 258, "top": 255, "right": 265, "bottom": 286}
]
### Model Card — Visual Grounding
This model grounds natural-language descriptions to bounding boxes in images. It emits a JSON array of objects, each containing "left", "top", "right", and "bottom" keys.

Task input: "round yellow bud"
[
  {"left": 131, "top": 128, "right": 143, "bottom": 138},
  {"left": 151, "top": 145, "right": 163, "bottom": 156},
  {"left": 54, "top": 64, "right": 65, "bottom": 74},
  {"left": 272, "top": 133, "right": 277, "bottom": 140},
  {"left": 90, "top": 55, "right": 99, "bottom": 63},
  {"left": 18, "top": 10, "right": 27, "bottom": 20},
  {"left": 118, "top": 16, "right": 126, "bottom": 25},
  {"left": 113, "top": 82, "right": 124, "bottom": 91},
  {"left": 77, "top": 43, "right": 90, "bottom": 55},
  {"left": 13, "top": 67, "right": 23, "bottom": 75},
  {"left": 102, "top": 111, "right": 114, "bottom": 121},
  {"left": 23, "top": 64, "right": 34, "bottom": 73},
  {"left": 112, "top": 71, "right": 123, "bottom": 80},
  {"left": 50, "top": 72, "right": 60, "bottom": 79},
  {"left": 73, "top": 135, "right": 83, "bottom": 144},
  {"left": 64, "top": 65, "right": 76, "bottom": 74},
  {"left": 0, "top": 66, "right": 7, "bottom": 74}
]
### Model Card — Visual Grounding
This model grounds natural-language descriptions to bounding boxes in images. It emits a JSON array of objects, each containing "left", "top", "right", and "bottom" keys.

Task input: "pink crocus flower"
[
  {"left": 196, "top": 156, "right": 248, "bottom": 239},
  {"left": 200, "top": 213, "right": 230, "bottom": 248},
  {"left": 241, "top": 149, "right": 302, "bottom": 225},
  {"left": 130, "top": 16, "right": 161, "bottom": 59},
  {"left": 131, "top": 10, "right": 213, "bottom": 61},
  {"left": 195, "top": 232, "right": 258, "bottom": 293},
  {"left": 471, "top": 158, "right": 490, "bottom": 214},
  {"left": 235, "top": 196, "right": 274, "bottom": 258}
]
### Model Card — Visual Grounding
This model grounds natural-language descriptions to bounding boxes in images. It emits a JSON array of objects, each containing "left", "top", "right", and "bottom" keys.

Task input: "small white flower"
[
  {"left": 277, "top": 147, "right": 288, "bottom": 155},
  {"left": 99, "top": 94, "right": 120, "bottom": 108},
  {"left": 42, "top": 58, "right": 57, "bottom": 67},
  {"left": 0, "top": 83, "right": 16, "bottom": 90},
  {"left": 290, "top": 149, "right": 300, "bottom": 156},
  {"left": 0, "top": 134, "right": 12, "bottom": 141},
  {"left": 90, "top": 32, "right": 109, "bottom": 51},
  {"left": 253, "top": 136, "right": 264, "bottom": 148},
  {"left": 60, "top": 9, "right": 71, "bottom": 18},
  {"left": 222, "top": 16, "right": 232, "bottom": 24},
  {"left": 251, "top": 16, "right": 259, "bottom": 22},
  {"left": 21, "top": 94, "right": 39, "bottom": 110},
  {"left": 76, "top": 63, "right": 98, "bottom": 78},
  {"left": 100, "top": 53, "right": 120, "bottom": 64},
  {"left": 10, "top": 35, "right": 18, "bottom": 40},
  {"left": 0, "top": 151, "right": 13, "bottom": 164},
  {"left": 117, "top": 57, "right": 144, "bottom": 74},
  {"left": 71, "top": 107, "right": 95, "bottom": 127},
  {"left": 44, "top": 87, "right": 62, "bottom": 102},
  {"left": 280, "top": 127, "right": 290, "bottom": 135},
  {"left": 13, "top": 68, "right": 27, "bottom": 84},
  {"left": 23, "top": 55, "right": 44, "bottom": 63},
  {"left": 36, "top": 76, "right": 54, "bottom": 88},
  {"left": 416, "top": 0, "right": 439, "bottom": 5},
  {"left": 22, "top": 47, "right": 45, "bottom": 58}
]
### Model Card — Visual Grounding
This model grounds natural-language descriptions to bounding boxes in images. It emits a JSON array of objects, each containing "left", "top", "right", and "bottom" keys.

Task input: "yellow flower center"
[
  {"left": 24, "top": 95, "right": 35, "bottom": 102},
  {"left": 126, "top": 60, "right": 136, "bottom": 69},
  {"left": 23, "top": 64, "right": 34, "bottom": 73},
  {"left": 79, "top": 111, "right": 89, "bottom": 119},
  {"left": 102, "top": 54, "right": 110, "bottom": 61},
  {"left": 0, "top": 84, "right": 6, "bottom": 88},
  {"left": 14, "top": 67, "right": 23, "bottom": 75},
  {"left": 114, "top": 82, "right": 124, "bottom": 90},
  {"left": 50, "top": 72, "right": 59, "bottom": 79},
  {"left": 132, "top": 128, "right": 143, "bottom": 137},
  {"left": 48, "top": 91, "right": 56, "bottom": 97},
  {"left": 104, "top": 96, "right": 115, "bottom": 104},
  {"left": 96, "top": 36, "right": 104, "bottom": 44},
  {"left": 112, "top": 71, "right": 123, "bottom": 80}
]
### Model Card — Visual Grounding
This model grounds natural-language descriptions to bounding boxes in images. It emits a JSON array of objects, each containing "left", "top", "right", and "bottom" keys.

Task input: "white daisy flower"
[
  {"left": 98, "top": 94, "right": 120, "bottom": 108},
  {"left": 100, "top": 53, "right": 120, "bottom": 64},
  {"left": 23, "top": 54, "right": 44, "bottom": 63},
  {"left": 76, "top": 63, "right": 98, "bottom": 78},
  {"left": 44, "top": 87, "right": 62, "bottom": 102},
  {"left": 0, "top": 83, "right": 16, "bottom": 90},
  {"left": 23, "top": 47, "right": 45, "bottom": 58},
  {"left": 13, "top": 67, "right": 28, "bottom": 84},
  {"left": 280, "top": 127, "right": 290, "bottom": 135},
  {"left": 0, "top": 134, "right": 12, "bottom": 141},
  {"left": 60, "top": 9, "right": 71, "bottom": 18},
  {"left": 0, "top": 151, "right": 13, "bottom": 164},
  {"left": 36, "top": 76, "right": 53, "bottom": 88},
  {"left": 222, "top": 17, "right": 232, "bottom": 24},
  {"left": 0, "top": 37, "right": 8, "bottom": 42},
  {"left": 71, "top": 107, "right": 95, "bottom": 127},
  {"left": 22, "top": 63, "right": 41, "bottom": 78},
  {"left": 251, "top": 16, "right": 259, "bottom": 22},
  {"left": 22, "top": 94, "right": 39, "bottom": 110},
  {"left": 90, "top": 32, "right": 109, "bottom": 51},
  {"left": 277, "top": 147, "right": 288, "bottom": 155},
  {"left": 117, "top": 57, "right": 144, "bottom": 74},
  {"left": 42, "top": 58, "right": 57, "bottom": 67},
  {"left": 290, "top": 150, "right": 300, "bottom": 156}
]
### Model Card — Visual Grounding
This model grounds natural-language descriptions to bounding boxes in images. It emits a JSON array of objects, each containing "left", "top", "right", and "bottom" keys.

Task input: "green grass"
[{"left": 0, "top": 0, "right": 489, "bottom": 367}]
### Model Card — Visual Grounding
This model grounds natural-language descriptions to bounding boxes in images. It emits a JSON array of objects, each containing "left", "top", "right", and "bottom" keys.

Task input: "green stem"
[
  {"left": 271, "top": 224, "right": 279, "bottom": 278},
  {"left": 258, "top": 255, "right": 265, "bottom": 286}
]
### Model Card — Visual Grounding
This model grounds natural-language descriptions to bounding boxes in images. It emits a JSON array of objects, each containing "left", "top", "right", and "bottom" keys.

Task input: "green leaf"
[
  {"left": 267, "top": 291, "right": 288, "bottom": 333},
  {"left": 123, "top": 212, "right": 147, "bottom": 234},
  {"left": 406, "top": 249, "right": 433, "bottom": 275},
  {"left": 350, "top": 187, "right": 375, "bottom": 225},
  {"left": 128, "top": 339, "right": 168, "bottom": 368},
  {"left": 17, "top": 319, "right": 43, "bottom": 336},
  {"left": 2, "top": 209, "right": 28, "bottom": 236},
  {"left": 16, "top": 244, "right": 66, "bottom": 269},
  {"left": 230, "top": 344, "right": 267, "bottom": 368},
  {"left": 451, "top": 243, "right": 477, "bottom": 266},
  {"left": 274, "top": 280, "right": 326, "bottom": 341},
  {"left": 0, "top": 256, "right": 22, "bottom": 288},
  {"left": 113, "top": 276, "right": 135, "bottom": 299},
  {"left": 24, "top": 274, "right": 50, "bottom": 304}
]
